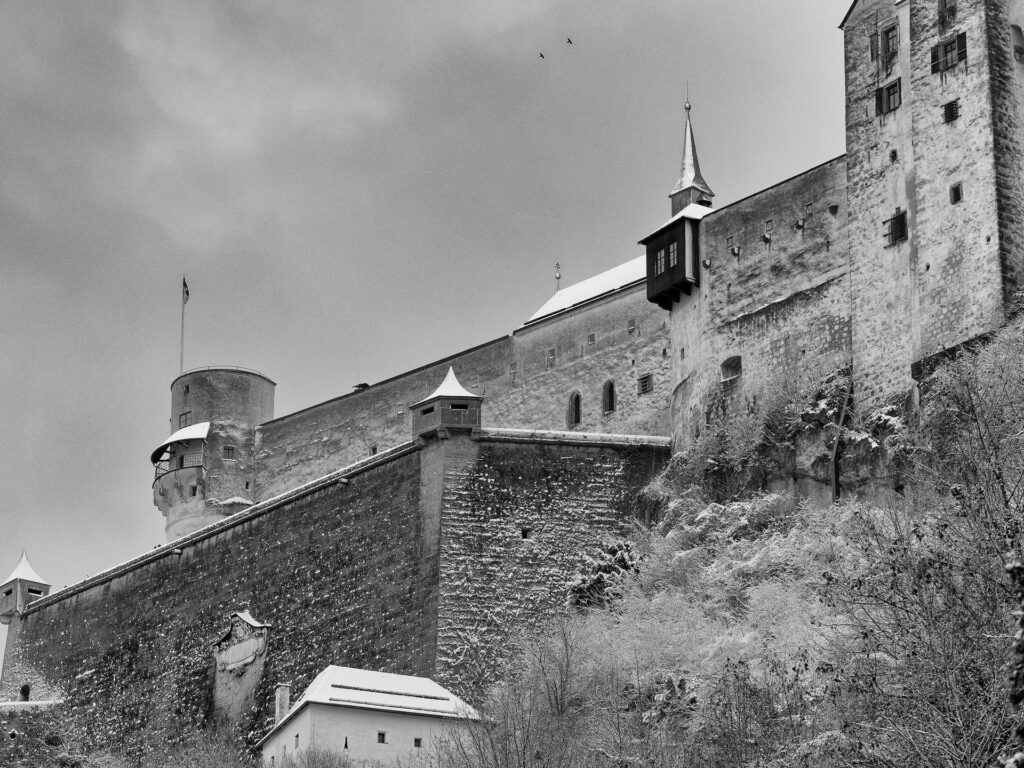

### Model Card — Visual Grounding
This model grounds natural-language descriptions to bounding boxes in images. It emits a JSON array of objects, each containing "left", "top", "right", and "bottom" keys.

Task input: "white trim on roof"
[
  {"left": 150, "top": 422, "right": 210, "bottom": 464},
  {"left": 2, "top": 552, "right": 48, "bottom": 587},
  {"left": 526, "top": 256, "right": 646, "bottom": 324},
  {"left": 410, "top": 367, "right": 481, "bottom": 409}
]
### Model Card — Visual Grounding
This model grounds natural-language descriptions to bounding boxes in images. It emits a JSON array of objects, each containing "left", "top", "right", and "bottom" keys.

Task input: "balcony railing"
[{"left": 154, "top": 450, "right": 206, "bottom": 482}]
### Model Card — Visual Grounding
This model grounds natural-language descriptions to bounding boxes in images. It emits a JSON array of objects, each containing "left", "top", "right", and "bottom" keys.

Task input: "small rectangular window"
[
  {"left": 950, "top": 182, "right": 963, "bottom": 204},
  {"left": 680, "top": 348, "right": 686, "bottom": 361},
  {"left": 509, "top": 362, "right": 517, "bottom": 382},
  {"left": 223, "top": 445, "right": 236, "bottom": 461},
  {"left": 546, "top": 349, "right": 555, "bottom": 367},
  {"left": 189, "top": 485, "right": 198, "bottom": 497},
  {"left": 881, "top": 24, "right": 899, "bottom": 65},
  {"left": 3, "top": 589, "right": 12, "bottom": 597},
  {"left": 178, "top": 411, "right": 192, "bottom": 429},
  {"left": 637, "top": 374, "right": 653, "bottom": 395},
  {"left": 27, "top": 589, "right": 42, "bottom": 596},
  {"left": 521, "top": 527, "right": 533, "bottom": 540},
  {"left": 369, "top": 445, "right": 378, "bottom": 455},
  {"left": 869, "top": 31, "right": 879, "bottom": 61},
  {"left": 875, "top": 78, "right": 902, "bottom": 115},
  {"left": 668, "top": 241, "right": 678, "bottom": 268},
  {"left": 764, "top": 218, "right": 773, "bottom": 233},
  {"left": 655, "top": 249, "right": 666, "bottom": 274},
  {"left": 295, "top": 734, "right": 299, "bottom": 749},
  {"left": 943, "top": 99, "right": 960, "bottom": 123},
  {"left": 377, "top": 732, "right": 387, "bottom": 744},
  {"left": 726, "top": 235, "right": 733, "bottom": 249},
  {"left": 804, "top": 202, "right": 813, "bottom": 217},
  {"left": 587, "top": 333, "right": 595, "bottom": 346},
  {"left": 627, "top": 319, "right": 636, "bottom": 334},
  {"left": 883, "top": 209, "right": 908, "bottom": 246},
  {"left": 414, "top": 738, "right": 423, "bottom": 748},
  {"left": 931, "top": 33, "right": 967, "bottom": 73}
]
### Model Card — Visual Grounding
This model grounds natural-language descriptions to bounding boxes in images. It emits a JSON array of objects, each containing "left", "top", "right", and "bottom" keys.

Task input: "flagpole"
[{"left": 180, "top": 275, "right": 186, "bottom": 373}]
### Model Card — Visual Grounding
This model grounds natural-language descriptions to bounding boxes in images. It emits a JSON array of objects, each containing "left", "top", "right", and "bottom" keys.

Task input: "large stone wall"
[
  {"left": 2, "top": 431, "right": 667, "bottom": 762},
  {"left": 668, "top": 159, "right": 852, "bottom": 447},
  {"left": 255, "top": 283, "right": 671, "bottom": 499}
]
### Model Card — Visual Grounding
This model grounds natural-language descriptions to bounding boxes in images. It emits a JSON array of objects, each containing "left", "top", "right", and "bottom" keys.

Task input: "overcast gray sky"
[{"left": 0, "top": 0, "right": 850, "bottom": 662}]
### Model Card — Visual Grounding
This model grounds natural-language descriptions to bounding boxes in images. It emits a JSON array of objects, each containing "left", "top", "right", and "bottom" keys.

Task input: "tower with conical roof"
[
  {"left": 0, "top": 552, "right": 50, "bottom": 625},
  {"left": 410, "top": 367, "right": 482, "bottom": 439},
  {"left": 669, "top": 102, "right": 714, "bottom": 216}
]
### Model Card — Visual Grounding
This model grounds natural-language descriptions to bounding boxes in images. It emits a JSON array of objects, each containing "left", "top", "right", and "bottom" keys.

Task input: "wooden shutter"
[
  {"left": 870, "top": 32, "right": 879, "bottom": 61},
  {"left": 957, "top": 32, "right": 967, "bottom": 62},
  {"left": 876, "top": 87, "right": 884, "bottom": 115},
  {"left": 931, "top": 43, "right": 941, "bottom": 72}
]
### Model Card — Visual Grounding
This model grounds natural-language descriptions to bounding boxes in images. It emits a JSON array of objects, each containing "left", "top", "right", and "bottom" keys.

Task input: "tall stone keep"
[{"left": 152, "top": 367, "right": 275, "bottom": 541}]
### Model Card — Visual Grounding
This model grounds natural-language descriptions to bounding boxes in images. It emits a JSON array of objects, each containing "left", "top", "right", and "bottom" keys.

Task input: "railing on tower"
[{"left": 153, "top": 449, "right": 206, "bottom": 482}]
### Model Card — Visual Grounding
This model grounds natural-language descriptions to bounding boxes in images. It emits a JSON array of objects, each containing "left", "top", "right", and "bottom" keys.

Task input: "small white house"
[{"left": 257, "top": 666, "right": 480, "bottom": 766}]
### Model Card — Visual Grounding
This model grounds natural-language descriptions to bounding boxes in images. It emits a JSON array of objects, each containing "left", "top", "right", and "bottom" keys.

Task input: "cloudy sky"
[{"left": 0, "top": 0, "right": 849, "bottom": 661}]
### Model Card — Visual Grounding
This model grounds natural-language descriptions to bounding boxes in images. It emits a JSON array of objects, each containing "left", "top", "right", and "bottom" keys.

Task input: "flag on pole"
[{"left": 182, "top": 277, "right": 190, "bottom": 305}]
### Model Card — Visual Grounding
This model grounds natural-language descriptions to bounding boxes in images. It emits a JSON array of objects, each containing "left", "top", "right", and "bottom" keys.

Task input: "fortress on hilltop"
[{"left": 6, "top": 0, "right": 1024, "bottom": 758}]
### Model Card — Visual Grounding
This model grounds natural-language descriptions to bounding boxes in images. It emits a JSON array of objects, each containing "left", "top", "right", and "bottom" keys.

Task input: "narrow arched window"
[
  {"left": 602, "top": 381, "right": 616, "bottom": 413},
  {"left": 18, "top": 685, "right": 29, "bottom": 702},
  {"left": 567, "top": 392, "right": 582, "bottom": 428}
]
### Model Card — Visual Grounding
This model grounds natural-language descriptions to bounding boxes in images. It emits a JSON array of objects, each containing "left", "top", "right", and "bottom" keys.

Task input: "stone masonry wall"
[
  {"left": 668, "top": 158, "right": 852, "bottom": 448},
  {"left": 434, "top": 431, "right": 669, "bottom": 697},
  {"left": 2, "top": 450, "right": 437, "bottom": 762},
  {"left": 256, "top": 284, "right": 671, "bottom": 498}
]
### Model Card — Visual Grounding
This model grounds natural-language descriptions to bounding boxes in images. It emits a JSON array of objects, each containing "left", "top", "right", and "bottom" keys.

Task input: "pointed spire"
[
  {"left": 2, "top": 551, "right": 48, "bottom": 587},
  {"left": 670, "top": 101, "right": 714, "bottom": 213},
  {"left": 414, "top": 367, "right": 482, "bottom": 407}
]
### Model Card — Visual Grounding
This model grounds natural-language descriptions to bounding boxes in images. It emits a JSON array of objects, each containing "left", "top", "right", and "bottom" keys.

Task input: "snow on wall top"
[{"left": 526, "top": 256, "right": 646, "bottom": 324}]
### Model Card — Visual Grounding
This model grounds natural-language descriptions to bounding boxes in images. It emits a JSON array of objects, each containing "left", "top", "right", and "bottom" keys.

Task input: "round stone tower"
[{"left": 151, "top": 367, "right": 275, "bottom": 541}]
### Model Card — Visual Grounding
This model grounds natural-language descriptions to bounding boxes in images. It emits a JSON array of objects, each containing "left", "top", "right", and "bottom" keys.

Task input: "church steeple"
[{"left": 669, "top": 102, "right": 714, "bottom": 215}]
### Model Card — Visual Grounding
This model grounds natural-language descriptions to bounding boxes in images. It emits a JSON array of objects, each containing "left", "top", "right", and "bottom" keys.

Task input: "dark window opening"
[
  {"left": 764, "top": 218, "right": 773, "bottom": 233},
  {"left": 804, "top": 202, "right": 813, "bottom": 216},
  {"left": 521, "top": 527, "right": 533, "bottom": 540},
  {"left": 627, "top": 319, "right": 636, "bottom": 334},
  {"left": 3, "top": 589, "right": 12, "bottom": 598},
  {"left": 943, "top": 99, "right": 960, "bottom": 123},
  {"left": 27, "top": 589, "right": 42, "bottom": 596},
  {"left": 587, "top": 333, "right": 595, "bottom": 346},
  {"left": 18, "top": 685, "right": 29, "bottom": 702},
  {"left": 1013, "top": 25, "right": 1024, "bottom": 62},
  {"left": 680, "top": 348, "right": 686, "bottom": 361},
  {"left": 414, "top": 738, "right": 423, "bottom": 748},
  {"left": 509, "top": 363, "right": 517, "bottom": 382},
  {"left": 889, "top": 149, "right": 898, "bottom": 164},
  {"left": 883, "top": 209, "right": 908, "bottom": 246},
  {"left": 721, "top": 356, "right": 743, "bottom": 381},
  {"left": 655, "top": 248, "right": 666, "bottom": 274},
  {"left": 421, "top": 407, "right": 434, "bottom": 416},
  {"left": 939, "top": 0, "right": 957, "bottom": 26},
  {"left": 245, "top": 481, "right": 250, "bottom": 490},
  {"left": 931, "top": 32, "right": 967, "bottom": 73},
  {"left": 223, "top": 446, "right": 236, "bottom": 460},
  {"left": 183, "top": 384, "right": 190, "bottom": 398},
  {"left": 449, "top": 403, "right": 468, "bottom": 411},
  {"left": 637, "top": 374, "right": 653, "bottom": 395},
  {"left": 295, "top": 734, "right": 299, "bottom": 750},
  {"left": 668, "top": 241, "right": 678, "bottom": 268},
  {"left": 369, "top": 445, "right": 378, "bottom": 455},
  {"left": 602, "top": 381, "right": 616, "bottom": 413},
  {"left": 876, "top": 78, "right": 902, "bottom": 114},
  {"left": 178, "top": 411, "right": 192, "bottom": 429},
  {"left": 567, "top": 392, "right": 582, "bottom": 428},
  {"left": 881, "top": 24, "right": 899, "bottom": 67},
  {"left": 377, "top": 732, "right": 387, "bottom": 744},
  {"left": 344, "top": 738, "right": 348, "bottom": 749},
  {"left": 950, "top": 183, "right": 963, "bottom": 204},
  {"left": 189, "top": 485, "right": 198, "bottom": 497}
]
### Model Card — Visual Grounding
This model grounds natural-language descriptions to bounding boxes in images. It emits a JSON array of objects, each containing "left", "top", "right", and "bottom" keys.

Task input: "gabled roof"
[
  {"left": 258, "top": 666, "right": 480, "bottom": 747},
  {"left": 526, "top": 256, "right": 646, "bottom": 324},
  {"left": 2, "top": 552, "right": 48, "bottom": 587},
  {"left": 410, "top": 367, "right": 481, "bottom": 409},
  {"left": 150, "top": 421, "right": 211, "bottom": 464},
  {"left": 839, "top": 0, "right": 860, "bottom": 30},
  {"left": 639, "top": 202, "right": 716, "bottom": 245}
]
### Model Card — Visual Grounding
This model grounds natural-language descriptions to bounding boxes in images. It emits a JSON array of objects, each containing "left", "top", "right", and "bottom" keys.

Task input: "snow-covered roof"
[
  {"left": 639, "top": 202, "right": 715, "bottom": 245},
  {"left": 410, "top": 367, "right": 481, "bottom": 409},
  {"left": 527, "top": 256, "right": 646, "bottom": 324},
  {"left": 150, "top": 421, "right": 211, "bottom": 464},
  {"left": 2, "top": 551, "right": 48, "bottom": 587},
  {"left": 259, "top": 666, "right": 480, "bottom": 746}
]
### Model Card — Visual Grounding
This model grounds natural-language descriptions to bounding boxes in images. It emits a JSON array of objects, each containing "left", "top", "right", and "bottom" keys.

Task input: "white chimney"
[{"left": 275, "top": 682, "right": 291, "bottom": 723}]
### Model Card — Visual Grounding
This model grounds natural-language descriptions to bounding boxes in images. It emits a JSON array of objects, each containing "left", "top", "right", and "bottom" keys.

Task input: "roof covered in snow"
[
  {"left": 526, "top": 256, "right": 646, "bottom": 324},
  {"left": 2, "top": 552, "right": 48, "bottom": 587},
  {"left": 411, "top": 366, "right": 481, "bottom": 408},
  {"left": 639, "top": 202, "right": 716, "bottom": 245},
  {"left": 150, "top": 421, "right": 211, "bottom": 464},
  {"left": 259, "top": 666, "right": 480, "bottom": 746}
]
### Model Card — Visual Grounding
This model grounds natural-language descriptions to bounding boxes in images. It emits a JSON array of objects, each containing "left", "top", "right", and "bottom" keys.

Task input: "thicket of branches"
[{"left": 438, "top": 320, "right": 1024, "bottom": 767}]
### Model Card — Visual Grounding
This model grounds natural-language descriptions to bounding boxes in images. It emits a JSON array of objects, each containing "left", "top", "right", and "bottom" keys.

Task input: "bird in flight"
[
  {"left": 539, "top": 52, "right": 545, "bottom": 59},
  {"left": 566, "top": 37, "right": 573, "bottom": 45}
]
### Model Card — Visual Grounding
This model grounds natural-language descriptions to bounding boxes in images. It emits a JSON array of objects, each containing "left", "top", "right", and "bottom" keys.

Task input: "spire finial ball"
[{"left": 684, "top": 101, "right": 691, "bottom": 112}]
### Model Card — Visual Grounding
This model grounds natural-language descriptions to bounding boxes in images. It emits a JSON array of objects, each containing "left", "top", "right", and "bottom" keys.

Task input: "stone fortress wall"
[{"left": 0, "top": 429, "right": 666, "bottom": 758}]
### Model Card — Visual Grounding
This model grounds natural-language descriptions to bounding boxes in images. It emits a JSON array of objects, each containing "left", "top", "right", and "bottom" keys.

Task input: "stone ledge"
[{"left": 476, "top": 428, "right": 671, "bottom": 448}]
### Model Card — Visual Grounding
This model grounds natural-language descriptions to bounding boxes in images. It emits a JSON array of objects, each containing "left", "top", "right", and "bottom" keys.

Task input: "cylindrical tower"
[{"left": 151, "top": 367, "right": 275, "bottom": 541}]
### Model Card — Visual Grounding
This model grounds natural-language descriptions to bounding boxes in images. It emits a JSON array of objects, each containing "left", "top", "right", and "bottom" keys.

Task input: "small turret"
[
  {"left": 669, "top": 102, "right": 714, "bottom": 215},
  {"left": 410, "top": 367, "right": 482, "bottom": 438},
  {"left": 0, "top": 552, "right": 50, "bottom": 625}
]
